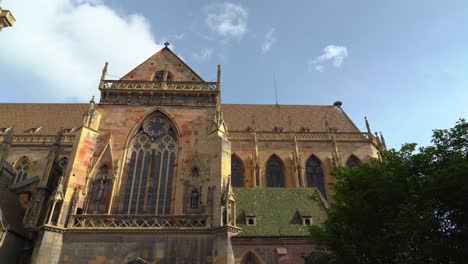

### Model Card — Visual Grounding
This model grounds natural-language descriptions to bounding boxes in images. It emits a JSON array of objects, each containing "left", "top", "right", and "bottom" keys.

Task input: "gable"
[{"left": 121, "top": 47, "right": 204, "bottom": 82}]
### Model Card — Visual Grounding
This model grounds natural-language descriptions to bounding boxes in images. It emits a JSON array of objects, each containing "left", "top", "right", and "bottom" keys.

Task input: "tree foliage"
[{"left": 308, "top": 119, "right": 468, "bottom": 264}]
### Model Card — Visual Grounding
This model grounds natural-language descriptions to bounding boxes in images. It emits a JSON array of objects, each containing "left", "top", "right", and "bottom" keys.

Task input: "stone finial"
[
  {"left": 89, "top": 95, "right": 96, "bottom": 112},
  {"left": 53, "top": 127, "right": 64, "bottom": 147},
  {"left": 101, "top": 62, "right": 108, "bottom": 81},
  {"left": 0, "top": 126, "right": 14, "bottom": 165},
  {"left": 375, "top": 132, "right": 382, "bottom": 145},
  {"left": 365, "top": 116, "right": 372, "bottom": 135},
  {"left": 217, "top": 64, "right": 221, "bottom": 83},
  {"left": 324, "top": 117, "right": 330, "bottom": 132},
  {"left": 380, "top": 132, "right": 387, "bottom": 150}
]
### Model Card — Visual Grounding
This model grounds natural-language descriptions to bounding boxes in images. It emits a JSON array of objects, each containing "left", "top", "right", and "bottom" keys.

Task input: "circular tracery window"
[{"left": 143, "top": 117, "right": 169, "bottom": 138}]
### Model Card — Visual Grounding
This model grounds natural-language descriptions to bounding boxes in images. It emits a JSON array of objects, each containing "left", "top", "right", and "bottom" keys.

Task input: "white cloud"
[
  {"left": 309, "top": 45, "right": 348, "bottom": 72},
  {"left": 192, "top": 48, "right": 213, "bottom": 62},
  {"left": 261, "top": 28, "right": 276, "bottom": 54},
  {"left": 204, "top": 3, "right": 248, "bottom": 38},
  {"left": 0, "top": 0, "right": 163, "bottom": 102}
]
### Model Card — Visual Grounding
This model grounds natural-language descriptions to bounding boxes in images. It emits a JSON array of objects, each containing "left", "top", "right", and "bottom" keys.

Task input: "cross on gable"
[{"left": 164, "top": 42, "right": 170, "bottom": 47}]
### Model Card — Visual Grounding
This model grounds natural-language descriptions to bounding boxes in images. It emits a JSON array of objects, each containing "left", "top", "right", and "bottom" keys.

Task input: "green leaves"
[{"left": 308, "top": 119, "right": 468, "bottom": 264}]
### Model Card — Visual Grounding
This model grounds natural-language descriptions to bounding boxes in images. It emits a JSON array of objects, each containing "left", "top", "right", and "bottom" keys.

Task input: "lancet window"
[
  {"left": 346, "top": 155, "right": 361, "bottom": 168},
  {"left": 265, "top": 155, "right": 285, "bottom": 187},
  {"left": 305, "top": 155, "right": 327, "bottom": 199},
  {"left": 86, "top": 166, "right": 112, "bottom": 214},
  {"left": 231, "top": 154, "right": 244, "bottom": 187},
  {"left": 12, "top": 156, "right": 29, "bottom": 184},
  {"left": 122, "top": 113, "right": 178, "bottom": 215}
]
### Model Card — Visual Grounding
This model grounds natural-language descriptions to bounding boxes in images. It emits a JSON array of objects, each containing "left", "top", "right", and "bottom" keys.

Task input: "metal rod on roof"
[{"left": 274, "top": 72, "right": 279, "bottom": 106}]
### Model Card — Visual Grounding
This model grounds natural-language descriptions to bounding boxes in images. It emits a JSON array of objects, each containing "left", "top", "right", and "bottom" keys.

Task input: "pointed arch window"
[
  {"left": 12, "top": 156, "right": 29, "bottom": 184},
  {"left": 346, "top": 155, "right": 361, "bottom": 168},
  {"left": 266, "top": 155, "right": 285, "bottom": 187},
  {"left": 231, "top": 155, "right": 244, "bottom": 187},
  {"left": 306, "top": 155, "right": 327, "bottom": 199},
  {"left": 122, "top": 112, "right": 178, "bottom": 215}
]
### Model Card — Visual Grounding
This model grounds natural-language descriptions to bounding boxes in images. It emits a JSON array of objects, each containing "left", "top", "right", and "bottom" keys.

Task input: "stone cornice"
[{"left": 227, "top": 131, "right": 379, "bottom": 146}]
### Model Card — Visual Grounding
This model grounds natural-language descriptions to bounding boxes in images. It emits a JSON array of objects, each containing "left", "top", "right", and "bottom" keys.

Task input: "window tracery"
[
  {"left": 12, "top": 156, "right": 29, "bottom": 184},
  {"left": 122, "top": 113, "right": 178, "bottom": 215},
  {"left": 346, "top": 155, "right": 361, "bottom": 168},
  {"left": 306, "top": 155, "right": 326, "bottom": 199},
  {"left": 231, "top": 155, "right": 244, "bottom": 187},
  {"left": 265, "top": 155, "right": 285, "bottom": 187}
]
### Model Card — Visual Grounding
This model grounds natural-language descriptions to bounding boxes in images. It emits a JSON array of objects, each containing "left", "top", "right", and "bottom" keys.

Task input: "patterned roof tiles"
[
  {"left": 0, "top": 103, "right": 359, "bottom": 135},
  {"left": 233, "top": 188, "right": 328, "bottom": 237}
]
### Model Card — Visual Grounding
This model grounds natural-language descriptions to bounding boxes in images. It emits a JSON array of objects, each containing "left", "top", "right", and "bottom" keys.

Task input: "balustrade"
[{"left": 68, "top": 214, "right": 208, "bottom": 229}]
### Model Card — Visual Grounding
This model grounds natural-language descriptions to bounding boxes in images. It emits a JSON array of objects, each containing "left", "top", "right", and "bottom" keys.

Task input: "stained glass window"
[
  {"left": 12, "top": 156, "right": 29, "bottom": 184},
  {"left": 306, "top": 155, "right": 327, "bottom": 199},
  {"left": 231, "top": 155, "right": 244, "bottom": 187},
  {"left": 265, "top": 155, "right": 285, "bottom": 187},
  {"left": 346, "top": 155, "right": 361, "bottom": 168},
  {"left": 122, "top": 113, "right": 178, "bottom": 215}
]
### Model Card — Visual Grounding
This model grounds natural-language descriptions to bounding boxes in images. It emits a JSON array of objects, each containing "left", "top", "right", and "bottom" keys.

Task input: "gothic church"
[{"left": 0, "top": 46, "right": 385, "bottom": 263}]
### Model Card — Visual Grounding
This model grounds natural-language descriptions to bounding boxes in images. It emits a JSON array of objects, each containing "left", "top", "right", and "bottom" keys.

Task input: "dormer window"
[
  {"left": 273, "top": 126, "right": 284, "bottom": 133},
  {"left": 0, "top": 127, "right": 12, "bottom": 134},
  {"left": 153, "top": 70, "right": 173, "bottom": 82},
  {"left": 26, "top": 127, "right": 42, "bottom": 133},
  {"left": 298, "top": 210, "right": 313, "bottom": 226},
  {"left": 62, "top": 128, "right": 75, "bottom": 134},
  {"left": 245, "top": 210, "right": 256, "bottom": 226}
]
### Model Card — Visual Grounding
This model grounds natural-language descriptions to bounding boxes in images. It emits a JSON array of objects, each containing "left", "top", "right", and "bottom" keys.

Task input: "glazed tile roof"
[
  {"left": 233, "top": 188, "right": 328, "bottom": 237},
  {"left": 0, "top": 104, "right": 88, "bottom": 135},
  {"left": 0, "top": 103, "right": 359, "bottom": 134},
  {"left": 223, "top": 104, "right": 359, "bottom": 132}
]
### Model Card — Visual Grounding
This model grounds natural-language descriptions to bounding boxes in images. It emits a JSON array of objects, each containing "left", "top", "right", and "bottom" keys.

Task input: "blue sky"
[{"left": 1, "top": 0, "right": 467, "bottom": 149}]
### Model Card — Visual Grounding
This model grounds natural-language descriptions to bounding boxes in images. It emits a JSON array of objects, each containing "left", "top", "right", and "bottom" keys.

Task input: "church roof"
[
  {"left": 223, "top": 104, "right": 359, "bottom": 132},
  {"left": 0, "top": 103, "right": 359, "bottom": 134},
  {"left": 233, "top": 188, "right": 328, "bottom": 237}
]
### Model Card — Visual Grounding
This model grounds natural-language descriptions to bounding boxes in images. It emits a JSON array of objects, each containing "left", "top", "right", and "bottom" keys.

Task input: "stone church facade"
[{"left": 0, "top": 46, "right": 385, "bottom": 263}]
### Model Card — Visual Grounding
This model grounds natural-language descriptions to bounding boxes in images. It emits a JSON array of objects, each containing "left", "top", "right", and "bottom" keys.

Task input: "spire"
[
  {"left": 211, "top": 95, "right": 227, "bottom": 134},
  {"left": 83, "top": 95, "right": 97, "bottom": 128},
  {"left": 101, "top": 62, "right": 108, "bottom": 81}
]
